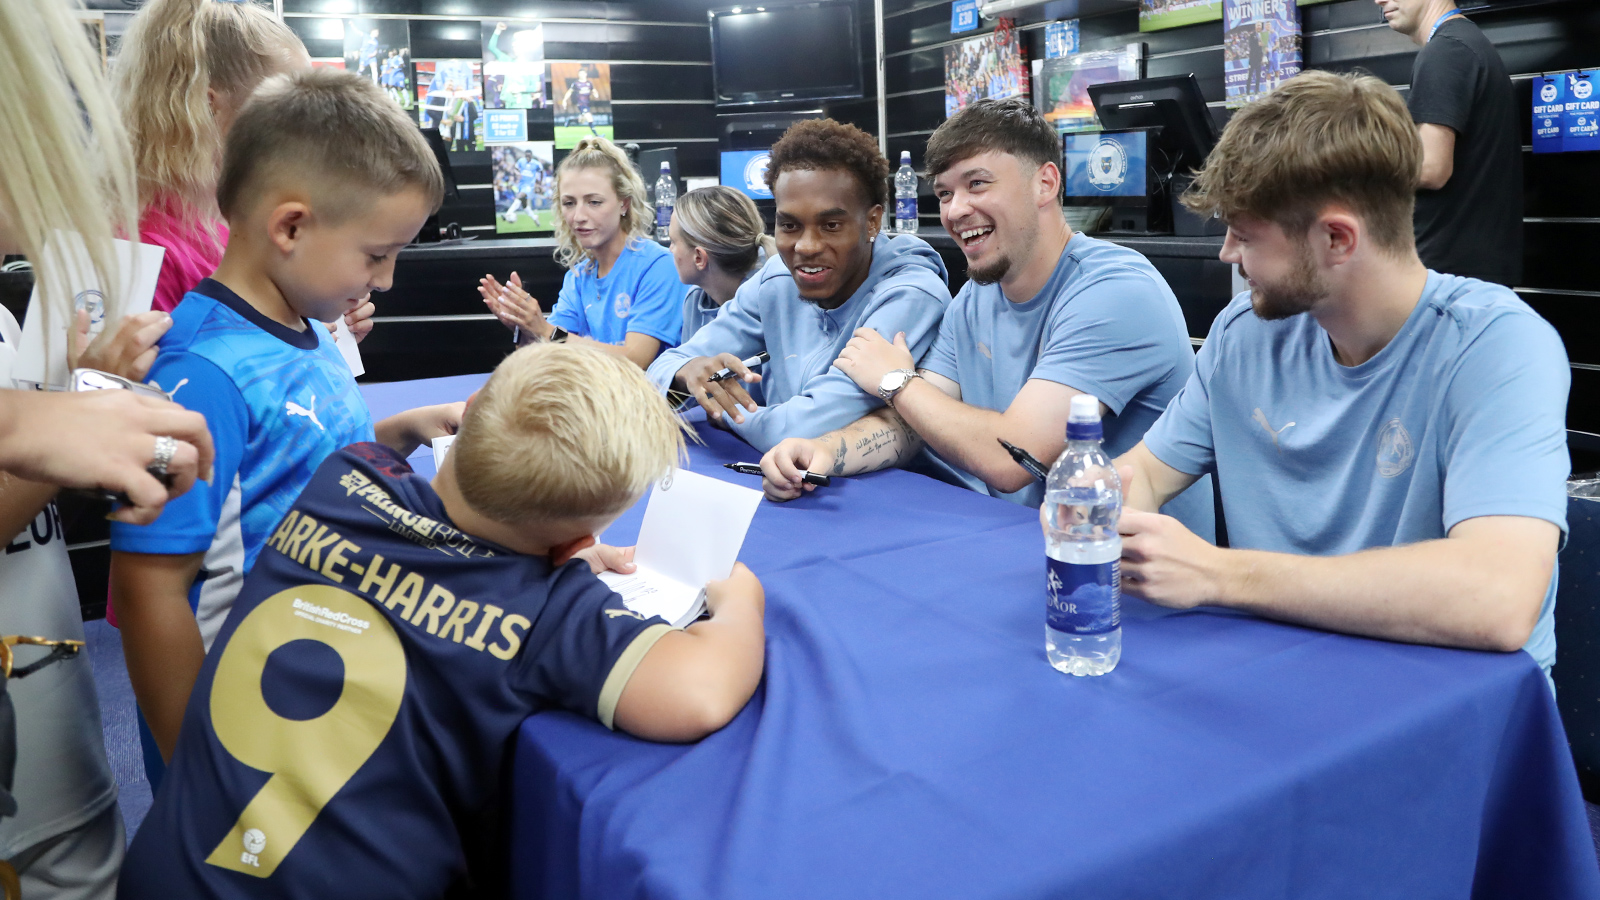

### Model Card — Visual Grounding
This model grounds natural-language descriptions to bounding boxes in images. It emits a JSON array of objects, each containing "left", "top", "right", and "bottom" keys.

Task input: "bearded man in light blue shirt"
[{"left": 1117, "top": 71, "right": 1567, "bottom": 672}]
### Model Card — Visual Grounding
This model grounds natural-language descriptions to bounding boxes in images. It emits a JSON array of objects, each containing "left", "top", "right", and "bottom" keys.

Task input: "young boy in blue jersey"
[
  {"left": 118, "top": 343, "right": 767, "bottom": 899},
  {"left": 1113, "top": 72, "right": 1567, "bottom": 675},
  {"left": 646, "top": 118, "right": 951, "bottom": 452},
  {"left": 110, "top": 69, "right": 466, "bottom": 774}
]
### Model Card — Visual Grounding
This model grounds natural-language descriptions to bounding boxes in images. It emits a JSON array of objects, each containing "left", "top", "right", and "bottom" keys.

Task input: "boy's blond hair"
[
  {"left": 553, "top": 135, "right": 653, "bottom": 269},
  {"left": 217, "top": 69, "right": 444, "bottom": 224},
  {"left": 453, "top": 344, "right": 690, "bottom": 524},
  {"left": 115, "top": 0, "right": 304, "bottom": 219},
  {"left": 1181, "top": 70, "right": 1421, "bottom": 254}
]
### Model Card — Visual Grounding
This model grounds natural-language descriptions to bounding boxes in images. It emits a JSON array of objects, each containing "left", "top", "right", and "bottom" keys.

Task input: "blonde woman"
[
  {"left": 479, "top": 136, "right": 686, "bottom": 369},
  {"left": 668, "top": 185, "right": 777, "bottom": 344},
  {"left": 118, "top": 0, "right": 371, "bottom": 337},
  {"left": 0, "top": 1, "right": 213, "bottom": 896}
]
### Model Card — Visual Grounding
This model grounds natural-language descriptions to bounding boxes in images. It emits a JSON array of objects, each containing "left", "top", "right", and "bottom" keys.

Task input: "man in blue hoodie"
[
  {"left": 646, "top": 119, "right": 950, "bottom": 452},
  {"left": 759, "top": 99, "right": 1212, "bottom": 540}
]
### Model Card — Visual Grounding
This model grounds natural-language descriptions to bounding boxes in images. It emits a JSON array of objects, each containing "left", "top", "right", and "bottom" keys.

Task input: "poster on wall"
[
  {"left": 1044, "top": 20, "right": 1080, "bottom": 58},
  {"left": 1223, "top": 0, "right": 1301, "bottom": 108},
  {"left": 492, "top": 142, "right": 557, "bottom": 234},
  {"left": 1033, "top": 46, "right": 1141, "bottom": 133},
  {"left": 943, "top": 25, "right": 1028, "bottom": 118},
  {"left": 482, "top": 21, "right": 546, "bottom": 110},
  {"left": 343, "top": 19, "right": 412, "bottom": 111},
  {"left": 1139, "top": 0, "right": 1223, "bottom": 32},
  {"left": 1295, "top": 0, "right": 1337, "bottom": 5},
  {"left": 417, "top": 60, "right": 483, "bottom": 150},
  {"left": 550, "top": 62, "right": 614, "bottom": 148}
]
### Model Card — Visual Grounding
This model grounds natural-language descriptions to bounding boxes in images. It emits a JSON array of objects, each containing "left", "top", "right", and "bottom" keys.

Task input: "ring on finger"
[{"left": 148, "top": 435, "right": 178, "bottom": 482}]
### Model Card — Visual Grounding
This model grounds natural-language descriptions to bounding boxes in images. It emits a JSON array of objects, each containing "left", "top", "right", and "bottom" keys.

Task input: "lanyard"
[{"left": 1428, "top": 8, "right": 1462, "bottom": 41}]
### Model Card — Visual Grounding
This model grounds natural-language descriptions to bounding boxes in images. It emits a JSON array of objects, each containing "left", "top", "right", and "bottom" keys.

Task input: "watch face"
[{"left": 880, "top": 370, "right": 911, "bottom": 394}]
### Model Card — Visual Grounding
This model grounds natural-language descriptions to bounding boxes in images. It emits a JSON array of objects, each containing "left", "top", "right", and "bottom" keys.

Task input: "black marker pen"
[
  {"left": 709, "top": 351, "right": 770, "bottom": 383},
  {"left": 998, "top": 439, "right": 1049, "bottom": 482},
  {"left": 724, "top": 461, "right": 831, "bottom": 487}
]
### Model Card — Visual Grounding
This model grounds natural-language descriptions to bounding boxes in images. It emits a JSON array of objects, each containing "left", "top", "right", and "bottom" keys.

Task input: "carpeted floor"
[{"left": 82, "top": 620, "right": 1600, "bottom": 862}]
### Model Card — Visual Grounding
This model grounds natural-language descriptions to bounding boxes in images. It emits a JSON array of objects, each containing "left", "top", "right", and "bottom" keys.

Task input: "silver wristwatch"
[{"left": 877, "top": 369, "right": 920, "bottom": 406}]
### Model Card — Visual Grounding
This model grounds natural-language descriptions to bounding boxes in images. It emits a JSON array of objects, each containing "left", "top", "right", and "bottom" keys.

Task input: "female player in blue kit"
[{"left": 479, "top": 135, "right": 685, "bottom": 369}]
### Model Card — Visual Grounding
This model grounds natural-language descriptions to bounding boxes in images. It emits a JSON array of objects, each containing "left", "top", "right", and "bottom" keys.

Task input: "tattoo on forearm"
[
  {"left": 830, "top": 439, "right": 848, "bottom": 475},
  {"left": 851, "top": 426, "right": 901, "bottom": 460}
]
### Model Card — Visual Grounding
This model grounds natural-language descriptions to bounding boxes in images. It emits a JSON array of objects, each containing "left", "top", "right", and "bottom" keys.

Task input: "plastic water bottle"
[
  {"left": 894, "top": 151, "right": 918, "bottom": 234},
  {"left": 654, "top": 161, "right": 675, "bottom": 242},
  {"left": 1043, "top": 394, "right": 1122, "bottom": 676}
]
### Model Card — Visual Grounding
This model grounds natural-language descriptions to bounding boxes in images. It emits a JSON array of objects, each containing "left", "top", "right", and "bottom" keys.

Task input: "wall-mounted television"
[{"left": 709, "top": 1, "right": 863, "bottom": 108}]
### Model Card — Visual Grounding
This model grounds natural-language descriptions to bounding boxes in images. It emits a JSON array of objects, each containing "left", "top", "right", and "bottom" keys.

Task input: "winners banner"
[{"left": 1223, "top": 0, "right": 1301, "bottom": 108}]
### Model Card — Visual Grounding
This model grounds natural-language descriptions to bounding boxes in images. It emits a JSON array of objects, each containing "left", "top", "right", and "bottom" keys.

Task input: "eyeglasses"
[{"left": 0, "top": 636, "right": 84, "bottom": 680}]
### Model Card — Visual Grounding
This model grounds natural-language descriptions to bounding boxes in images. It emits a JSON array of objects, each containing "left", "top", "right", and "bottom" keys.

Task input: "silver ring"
[{"left": 149, "top": 435, "right": 177, "bottom": 478}]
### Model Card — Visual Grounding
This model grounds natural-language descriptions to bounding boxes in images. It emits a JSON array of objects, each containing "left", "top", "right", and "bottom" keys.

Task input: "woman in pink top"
[{"left": 117, "top": 0, "right": 373, "bottom": 332}]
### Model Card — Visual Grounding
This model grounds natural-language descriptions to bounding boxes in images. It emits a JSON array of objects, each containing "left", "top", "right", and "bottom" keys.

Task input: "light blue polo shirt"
[
  {"left": 1143, "top": 272, "right": 1570, "bottom": 670},
  {"left": 918, "top": 233, "right": 1214, "bottom": 538},
  {"left": 548, "top": 238, "right": 686, "bottom": 350}
]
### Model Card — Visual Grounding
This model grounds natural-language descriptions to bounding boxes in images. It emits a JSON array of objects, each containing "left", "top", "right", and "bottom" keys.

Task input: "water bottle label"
[
  {"left": 895, "top": 198, "right": 917, "bottom": 221},
  {"left": 1046, "top": 558, "right": 1120, "bottom": 634},
  {"left": 656, "top": 206, "right": 671, "bottom": 228}
]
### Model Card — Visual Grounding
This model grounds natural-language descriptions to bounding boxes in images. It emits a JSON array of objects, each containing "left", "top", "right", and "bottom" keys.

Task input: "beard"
[
  {"left": 1247, "top": 241, "right": 1328, "bottom": 321},
  {"left": 968, "top": 254, "right": 1011, "bottom": 286},
  {"left": 964, "top": 214, "right": 1039, "bottom": 287}
]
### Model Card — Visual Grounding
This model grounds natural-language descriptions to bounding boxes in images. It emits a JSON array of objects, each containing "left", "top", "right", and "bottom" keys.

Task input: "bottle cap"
[
  {"left": 1066, "top": 394, "right": 1102, "bottom": 441},
  {"left": 660, "top": 161, "right": 671, "bottom": 171},
  {"left": 901, "top": 150, "right": 911, "bottom": 163}
]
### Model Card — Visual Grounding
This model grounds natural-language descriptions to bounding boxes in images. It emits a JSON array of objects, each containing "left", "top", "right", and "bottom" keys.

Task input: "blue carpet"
[{"left": 83, "top": 619, "right": 151, "bottom": 843}]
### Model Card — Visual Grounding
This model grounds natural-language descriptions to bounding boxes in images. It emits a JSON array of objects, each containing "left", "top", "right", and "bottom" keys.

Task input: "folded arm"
[{"left": 759, "top": 407, "right": 921, "bottom": 501}]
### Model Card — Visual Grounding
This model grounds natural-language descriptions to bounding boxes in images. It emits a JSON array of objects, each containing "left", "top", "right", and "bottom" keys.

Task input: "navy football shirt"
[{"left": 120, "top": 444, "right": 672, "bottom": 898}]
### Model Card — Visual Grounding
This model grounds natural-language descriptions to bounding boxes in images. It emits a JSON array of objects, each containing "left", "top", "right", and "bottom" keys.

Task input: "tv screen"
[
  {"left": 1062, "top": 130, "right": 1148, "bottom": 201},
  {"left": 711, "top": 1, "right": 863, "bottom": 107},
  {"left": 721, "top": 150, "right": 774, "bottom": 199}
]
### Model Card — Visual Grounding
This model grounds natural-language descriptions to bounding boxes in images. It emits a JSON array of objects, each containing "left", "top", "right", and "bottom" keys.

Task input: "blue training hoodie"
[{"left": 647, "top": 233, "right": 951, "bottom": 452}]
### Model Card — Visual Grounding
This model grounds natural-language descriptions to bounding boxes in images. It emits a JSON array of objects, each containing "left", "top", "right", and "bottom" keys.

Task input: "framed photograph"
[
  {"left": 417, "top": 60, "right": 484, "bottom": 150},
  {"left": 344, "top": 19, "right": 412, "bottom": 111},
  {"left": 1224, "top": 0, "right": 1301, "bottom": 108},
  {"left": 492, "top": 142, "right": 557, "bottom": 234},
  {"left": 944, "top": 27, "right": 1028, "bottom": 118},
  {"left": 550, "top": 62, "right": 614, "bottom": 148},
  {"left": 482, "top": 22, "right": 546, "bottom": 110},
  {"left": 1139, "top": 0, "right": 1224, "bottom": 32}
]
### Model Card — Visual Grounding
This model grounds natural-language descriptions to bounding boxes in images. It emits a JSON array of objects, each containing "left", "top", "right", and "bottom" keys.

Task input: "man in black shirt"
[{"left": 1378, "top": 0, "right": 1522, "bottom": 286}]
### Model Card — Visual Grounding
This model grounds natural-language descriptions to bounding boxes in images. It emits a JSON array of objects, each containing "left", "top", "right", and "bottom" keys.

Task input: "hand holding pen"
[
  {"left": 677, "top": 351, "right": 766, "bottom": 424},
  {"left": 998, "top": 439, "right": 1050, "bottom": 482},
  {"left": 725, "top": 461, "right": 830, "bottom": 487}
]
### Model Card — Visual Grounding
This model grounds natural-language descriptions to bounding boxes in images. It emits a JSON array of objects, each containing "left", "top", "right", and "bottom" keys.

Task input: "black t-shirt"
[{"left": 1407, "top": 16, "right": 1523, "bottom": 287}]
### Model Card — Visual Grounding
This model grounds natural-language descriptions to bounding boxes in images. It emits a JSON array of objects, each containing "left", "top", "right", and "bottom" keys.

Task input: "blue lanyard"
[{"left": 1428, "top": 8, "right": 1462, "bottom": 41}]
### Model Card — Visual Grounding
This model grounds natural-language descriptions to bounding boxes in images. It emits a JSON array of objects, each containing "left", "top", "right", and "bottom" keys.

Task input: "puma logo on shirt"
[
  {"left": 286, "top": 394, "right": 324, "bottom": 431},
  {"left": 1252, "top": 408, "right": 1295, "bottom": 452}
]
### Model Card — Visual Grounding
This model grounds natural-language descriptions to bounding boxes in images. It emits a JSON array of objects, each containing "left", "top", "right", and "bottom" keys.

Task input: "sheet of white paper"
[
  {"left": 14, "top": 233, "right": 163, "bottom": 390},
  {"left": 332, "top": 314, "right": 365, "bottom": 377},
  {"left": 431, "top": 434, "right": 455, "bottom": 466},
  {"left": 597, "top": 468, "right": 762, "bottom": 626}
]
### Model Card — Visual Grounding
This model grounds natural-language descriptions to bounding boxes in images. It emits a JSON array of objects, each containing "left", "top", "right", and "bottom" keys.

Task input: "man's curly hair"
[{"left": 763, "top": 118, "right": 889, "bottom": 209}]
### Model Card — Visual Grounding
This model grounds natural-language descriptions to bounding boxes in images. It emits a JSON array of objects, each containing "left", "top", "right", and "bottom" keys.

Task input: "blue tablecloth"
[{"left": 363, "top": 374, "right": 1600, "bottom": 900}]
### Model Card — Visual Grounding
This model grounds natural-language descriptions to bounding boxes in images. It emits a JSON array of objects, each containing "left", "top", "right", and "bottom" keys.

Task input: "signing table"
[{"left": 363, "top": 375, "right": 1600, "bottom": 900}]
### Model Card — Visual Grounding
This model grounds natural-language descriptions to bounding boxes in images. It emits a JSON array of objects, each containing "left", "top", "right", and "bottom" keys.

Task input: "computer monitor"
[
  {"left": 1062, "top": 130, "right": 1150, "bottom": 207},
  {"left": 1087, "top": 74, "right": 1217, "bottom": 174},
  {"left": 720, "top": 149, "right": 774, "bottom": 200}
]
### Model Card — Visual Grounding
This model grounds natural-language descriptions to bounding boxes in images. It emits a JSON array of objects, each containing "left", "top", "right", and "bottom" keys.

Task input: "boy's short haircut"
[
  {"left": 924, "top": 97, "right": 1062, "bottom": 180},
  {"left": 217, "top": 69, "right": 444, "bottom": 223},
  {"left": 1180, "top": 69, "right": 1420, "bottom": 254},
  {"left": 453, "top": 344, "right": 690, "bottom": 523},
  {"left": 764, "top": 118, "right": 889, "bottom": 209}
]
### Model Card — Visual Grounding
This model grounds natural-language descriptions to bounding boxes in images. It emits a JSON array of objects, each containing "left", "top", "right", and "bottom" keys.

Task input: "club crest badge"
[{"left": 1086, "top": 140, "right": 1128, "bottom": 192}]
